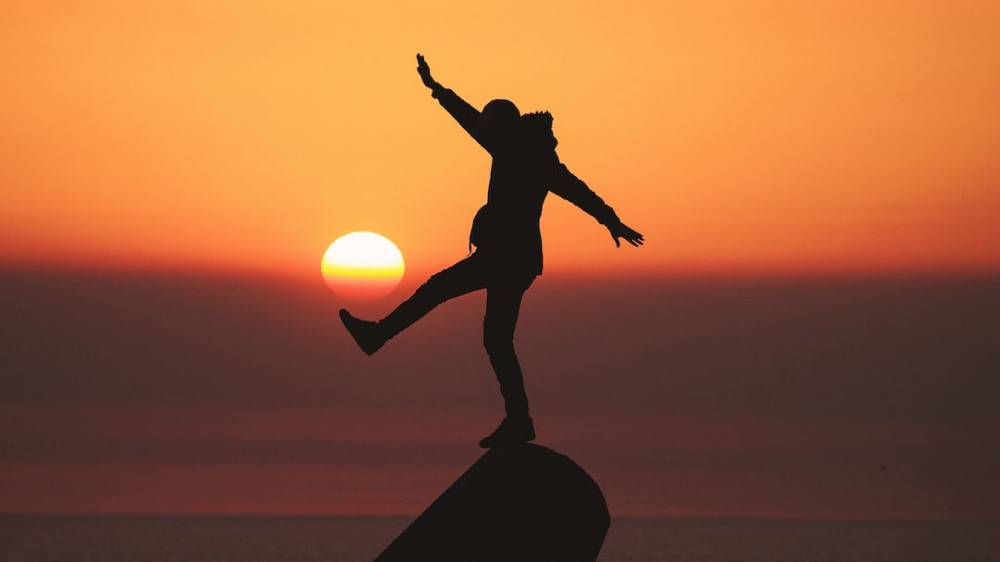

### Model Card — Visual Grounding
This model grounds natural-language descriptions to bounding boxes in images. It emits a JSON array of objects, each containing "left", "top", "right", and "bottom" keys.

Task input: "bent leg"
[
  {"left": 379, "top": 256, "right": 486, "bottom": 339},
  {"left": 482, "top": 274, "right": 535, "bottom": 419}
]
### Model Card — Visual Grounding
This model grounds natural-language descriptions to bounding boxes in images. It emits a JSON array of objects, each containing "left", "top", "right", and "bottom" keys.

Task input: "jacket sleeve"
[
  {"left": 432, "top": 87, "right": 492, "bottom": 154},
  {"left": 548, "top": 161, "right": 621, "bottom": 227}
]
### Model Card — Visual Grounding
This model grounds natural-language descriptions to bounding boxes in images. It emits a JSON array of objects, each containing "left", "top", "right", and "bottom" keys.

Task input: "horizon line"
[
  {"left": 1, "top": 510, "right": 996, "bottom": 523},
  {"left": 3, "top": 258, "right": 1000, "bottom": 284}
]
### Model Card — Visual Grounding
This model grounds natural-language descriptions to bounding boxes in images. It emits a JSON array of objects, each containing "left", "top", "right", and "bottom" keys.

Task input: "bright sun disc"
[{"left": 322, "top": 231, "right": 405, "bottom": 299}]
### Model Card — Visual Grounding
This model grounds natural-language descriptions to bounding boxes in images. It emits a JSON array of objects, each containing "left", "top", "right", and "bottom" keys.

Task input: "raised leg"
[
  {"left": 341, "top": 257, "right": 487, "bottom": 355},
  {"left": 378, "top": 255, "right": 487, "bottom": 339}
]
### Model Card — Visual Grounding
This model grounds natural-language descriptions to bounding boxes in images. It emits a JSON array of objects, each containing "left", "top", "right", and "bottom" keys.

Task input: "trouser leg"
[
  {"left": 379, "top": 256, "right": 485, "bottom": 339},
  {"left": 483, "top": 274, "right": 535, "bottom": 419}
]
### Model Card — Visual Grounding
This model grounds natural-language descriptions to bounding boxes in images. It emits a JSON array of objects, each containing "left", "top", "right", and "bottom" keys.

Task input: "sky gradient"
[
  {"left": 2, "top": 1, "right": 999, "bottom": 520},
  {"left": 2, "top": 1, "right": 999, "bottom": 277}
]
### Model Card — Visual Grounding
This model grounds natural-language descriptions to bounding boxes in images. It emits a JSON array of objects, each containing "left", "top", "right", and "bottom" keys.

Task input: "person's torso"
[{"left": 471, "top": 147, "right": 560, "bottom": 274}]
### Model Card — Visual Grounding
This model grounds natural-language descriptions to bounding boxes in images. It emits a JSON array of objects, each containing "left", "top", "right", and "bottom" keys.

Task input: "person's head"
[{"left": 479, "top": 99, "right": 520, "bottom": 144}]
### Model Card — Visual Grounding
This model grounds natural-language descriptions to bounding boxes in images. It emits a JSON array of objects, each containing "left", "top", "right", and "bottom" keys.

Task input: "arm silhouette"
[
  {"left": 417, "top": 54, "right": 492, "bottom": 153},
  {"left": 549, "top": 163, "right": 645, "bottom": 248},
  {"left": 417, "top": 54, "right": 643, "bottom": 248}
]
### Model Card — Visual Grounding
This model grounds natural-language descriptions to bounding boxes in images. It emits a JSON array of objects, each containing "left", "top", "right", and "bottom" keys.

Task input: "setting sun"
[{"left": 322, "top": 231, "right": 405, "bottom": 299}]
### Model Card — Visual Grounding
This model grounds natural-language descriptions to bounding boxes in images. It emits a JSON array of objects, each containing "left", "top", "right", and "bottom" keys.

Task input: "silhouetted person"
[{"left": 341, "top": 54, "right": 643, "bottom": 448}]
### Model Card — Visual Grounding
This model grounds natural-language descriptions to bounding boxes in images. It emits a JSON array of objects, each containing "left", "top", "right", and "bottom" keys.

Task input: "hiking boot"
[
  {"left": 339, "top": 309, "right": 386, "bottom": 356},
  {"left": 478, "top": 416, "right": 535, "bottom": 448}
]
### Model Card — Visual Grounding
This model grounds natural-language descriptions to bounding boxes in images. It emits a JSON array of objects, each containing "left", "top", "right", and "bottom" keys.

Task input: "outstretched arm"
[
  {"left": 549, "top": 163, "right": 644, "bottom": 248},
  {"left": 416, "top": 54, "right": 490, "bottom": 151}
]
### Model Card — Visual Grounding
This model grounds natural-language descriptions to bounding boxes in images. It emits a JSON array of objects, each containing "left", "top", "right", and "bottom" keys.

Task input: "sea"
[{"left": 1, "top": 515, "right": 996, "bottom": 561}]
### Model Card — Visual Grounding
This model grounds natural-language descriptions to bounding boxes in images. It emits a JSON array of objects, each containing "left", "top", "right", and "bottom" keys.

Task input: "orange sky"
[{"left": 2, "top": 0, "right": 1000, "bottom": 279}]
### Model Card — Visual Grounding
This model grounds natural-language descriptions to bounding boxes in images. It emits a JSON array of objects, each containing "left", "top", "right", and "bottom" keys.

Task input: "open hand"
[
  {"left": 609, "top": 221, "right": 644, "bottom": 248},
  {"left": 416, "top": 53, "right": 437, "bottom": 89}
]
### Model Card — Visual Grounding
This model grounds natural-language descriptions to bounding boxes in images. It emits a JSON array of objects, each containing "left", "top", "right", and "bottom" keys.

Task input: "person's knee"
[{"left": 483, "top": 327, "right": 515, "bottom": 358}]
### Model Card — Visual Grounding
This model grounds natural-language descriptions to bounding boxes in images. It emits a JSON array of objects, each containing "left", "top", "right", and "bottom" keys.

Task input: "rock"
[{"left": 375, "top": 443, "right": 610, "bottom": 562}]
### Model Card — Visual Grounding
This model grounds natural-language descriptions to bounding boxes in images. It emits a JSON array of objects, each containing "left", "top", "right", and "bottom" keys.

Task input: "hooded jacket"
[{"left": 433, "top": 87, "right": 621, "bottom": 276}]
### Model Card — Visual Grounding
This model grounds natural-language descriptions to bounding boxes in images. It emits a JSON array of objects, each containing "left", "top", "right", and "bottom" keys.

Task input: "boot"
[
  {"left": 478, "top": 416, "right": 535, "bottom": 448},
  {"left": 339, "top": 309, "right": 386, "bottom": 356}
]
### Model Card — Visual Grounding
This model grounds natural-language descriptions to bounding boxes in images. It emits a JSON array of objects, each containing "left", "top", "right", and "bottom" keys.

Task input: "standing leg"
[
  {"left": 479, "top": 273, "right": 536, "bottom": 447},
  {"left": 341, "top": 256, "right": 486, "bottom": 355}
]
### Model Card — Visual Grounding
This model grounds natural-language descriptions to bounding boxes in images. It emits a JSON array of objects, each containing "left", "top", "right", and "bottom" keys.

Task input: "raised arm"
[
  {"left": 416, "top": 54, "right": 490, "bottom": 151},
  {"left": 548, "top": 162, "right": 645, "bottom": 248}
]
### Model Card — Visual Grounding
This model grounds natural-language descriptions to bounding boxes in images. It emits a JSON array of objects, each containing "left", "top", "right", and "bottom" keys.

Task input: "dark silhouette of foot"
[
  {"left": 340, "top": 309, "right": 386, "bottom": 356},
  {"left": 479, "top": 416, "right": 535, "bottom": 448}
]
